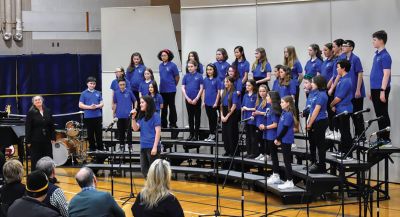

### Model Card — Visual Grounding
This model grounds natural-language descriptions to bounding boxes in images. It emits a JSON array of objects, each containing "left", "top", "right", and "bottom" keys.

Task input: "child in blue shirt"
[
  {"left": 232, "top": 46, "right": 250, "bottom": 93},
  {"left": 202, "top": 64, "right": 220, "bottom": 142},
  {"left": 307, "top": 75, "right": 329, "bottom": 173},
  {"left": 126, "top": 52, "right": 146, "bottom": 101},
  {"left": 304, "top": 44, "right": 323, "bottom": 78},
  {"left": 220, "top": 76, "right": 240, "bottom": 156},
  {"left": 186, "top": 51, "right": 203, "bottom": 74},
  {"left": 241, "top": 79, "right": 258, "bottom": 158},
  {"left": 148, "top": 81, "right": 163, "bottom": 115},
  {"left": 253, "top": 84, "right": 269, "bottom": 161},
  {"left": 251, "top": 47, "right": 272, "bottom": 88},
  {"left": 131, "top": 95, "right": 161, "bottom": 178},
  {"left": 214, "top": 48, "right": 230, "bottom": 82},
  {"left": 278, "top": 66, "right": 296, "bottom": 99},
  {"left": 260, "top": 91, "right": 281, "bottom": 184},
  {"left": 330, "top": 59, "right": 353, "bottom": 158},
  {"left": 139, "top": 68, "right": 154, "bottom": 97},
  {"left": 275, "top": 96, "right": 297, "bottom": 190},
  {"left": 272, "top": 65, "right": 283, "bottom": 92},
  {"left": 182, "top": 60, "right": 204, "bottom": 141}
]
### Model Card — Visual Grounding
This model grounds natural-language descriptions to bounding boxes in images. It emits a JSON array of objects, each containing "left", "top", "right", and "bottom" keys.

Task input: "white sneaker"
[
  {"left": 291, "top": 143, "right": 297, "bottom": 149},
  {"left": 325, "top": 129, "right": 333, "bottom": 137},
  {"left": 209, "top": 134, "right": 216, "bottom": 141},
  {"left": 204, "top": 135, "right": 211, "bottom": 142},
  {"left": 267, "top": 173, "right": 281, "bottom": 184},
  {"left": 259, "top": 156, "right": 265, "bottom": 161},
  {"left": 254, "top": 154, "right": 263, "bottom": 160},
  {"left": 278, "top": 180, "right": 294, "bottom": 189}
]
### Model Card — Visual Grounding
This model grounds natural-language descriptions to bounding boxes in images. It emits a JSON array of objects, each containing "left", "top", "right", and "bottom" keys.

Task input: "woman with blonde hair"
[{"left": 131, "top": 159, "right": 184, "bottom": 217}]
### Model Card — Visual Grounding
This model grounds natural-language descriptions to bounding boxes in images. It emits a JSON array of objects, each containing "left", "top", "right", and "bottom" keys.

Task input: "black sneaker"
[{"left": 309, "top": 165, "right": 326, "bottom": 174}]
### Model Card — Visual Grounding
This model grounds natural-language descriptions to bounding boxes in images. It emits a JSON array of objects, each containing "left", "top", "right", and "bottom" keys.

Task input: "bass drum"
[{"left": 52, "top": 138, "right": 79, "bottom": 166}]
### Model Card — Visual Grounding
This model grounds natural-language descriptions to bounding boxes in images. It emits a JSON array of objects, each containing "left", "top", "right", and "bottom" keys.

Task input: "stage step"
[{"left": 254, "top": 179, "right": 309, "bottom": 204}]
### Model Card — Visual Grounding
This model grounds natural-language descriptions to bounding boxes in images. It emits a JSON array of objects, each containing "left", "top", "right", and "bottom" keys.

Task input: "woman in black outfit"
[
  {"left": 131, "top": 159, "right": 184, "bottom": 217},
  {"left": 25, "top": 95, "right": 56, "bottom": 171}
]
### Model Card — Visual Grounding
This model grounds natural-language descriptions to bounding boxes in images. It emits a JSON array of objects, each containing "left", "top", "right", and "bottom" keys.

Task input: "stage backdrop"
[
  {"left": 101, "top": 6, "right": 182, "bottom": 129},
  {"left": 181, "top": 0, "right": 400, "bottom": 182}
]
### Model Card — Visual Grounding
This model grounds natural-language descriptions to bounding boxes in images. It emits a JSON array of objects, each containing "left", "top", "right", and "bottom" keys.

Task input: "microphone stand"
[
  {"left": 300, "top": 113, "right": 310, "bottom": 217},
  {"left": 222, "top": 117, "right": 246, "bottom": 217},
  {"left": 121, "top": 113, "right": 136, "bottom": 205}
]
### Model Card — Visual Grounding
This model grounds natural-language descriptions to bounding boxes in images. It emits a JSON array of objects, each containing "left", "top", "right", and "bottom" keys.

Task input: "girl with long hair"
[
  {"left": 275, "top": 96, "right": 298, "bottom": 189},
  {"left": 182, "top": 60, "right": 204, "bottom": 141},
  {"left": 186, "top": 51, "right": 203, "bottom": 74},
  {"left": 232, "top": 46, "right": 250, "bottom": 89},
  {"left": 251, "top": 47, "right": 272, "bottom": 88},
  {"left": 131, "top": 159, "right": 184, "bottom": 217},
  {"left": 126, "top": 52, "right": 146, "bottom": 101},
  {"left": 139, "top": 68, "right": 154, "bottom": 97},
  {"left": 253, "top": 85, "right": 269, "bottom": 161},
  {"left": 148, "top": 81, "right": 163, "bottom": 115},
  {"left": 321, "top": 43, "right": 336, "bottom": 133},
  {"left": 304, "top": 44, "right": 323, "bottom": 78},
  {"left": 241, "top": 79, "right": 258, "bottom": 158},
  {"left": 202, "top": 64, "right": 220, "bottom": 142},
  {"left": 214, "top": 48, "right": 230, "bottom": 82},
  {"left": 283, "top": 46, "right": 302, "bottom": 116},
  {"left": 220, "top": 76, "right": 240, "bottom": 156},
  {"left": 306, "top": 75, "right": 329, "bottom": 173},
  {"left": 278, "top": 65, "right": 296, "bottom": 99},
  {"left": 131, "top": 95, "right": 161, "bottom": 177}
]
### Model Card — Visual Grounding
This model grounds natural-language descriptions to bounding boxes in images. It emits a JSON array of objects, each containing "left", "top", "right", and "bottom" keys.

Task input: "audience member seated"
[
  {"left": 0, "top": 160, "right": 25, "bottom": 217},
  {"left": 68, "top": 167, "right": 125, "bottom": 217},
  {"left": 131, "top": 159, "right": 184, "bottom": 217},
  {"left": 7, "top": 170, "right": 61, "bottom": 217},
  {"left": 35, "top": 157, "right": 68, "bottom": 217}
]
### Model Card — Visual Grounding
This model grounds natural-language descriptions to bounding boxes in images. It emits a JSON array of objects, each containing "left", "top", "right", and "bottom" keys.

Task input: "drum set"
[{"left": 53, "top": 120, "right": 88, "bottom": 166}]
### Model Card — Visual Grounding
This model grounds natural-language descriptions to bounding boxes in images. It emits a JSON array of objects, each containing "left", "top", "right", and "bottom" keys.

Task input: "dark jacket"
[
  {"left": 25, "top": 107, "right": 56, "bottom": 144},
  {"left": 131, "top": 193, "right": 184, "bottom": 217},
  {"left": 7, "top": 196, "right": 62, "bottom": 217},
  {"left": 0, "top": 182, "right": 25, "bottom": 217}
]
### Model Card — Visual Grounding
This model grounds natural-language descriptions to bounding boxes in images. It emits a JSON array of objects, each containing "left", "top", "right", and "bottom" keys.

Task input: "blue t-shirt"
[
  {"left": 241, "top": 92, "right": 257, "bottom": 125},
  {"left": 260, "top": 104, "right": 280, "bottom": 141},
  {"left": 305, "top": 89, "right": 317, "bottom": 110},
  {"left": 334, "top": 73, "right": 353, "bottom": 113},
  {"left": 331, "top": 54, "right": 346, "bottom": 82},
  {"left": 222, "top": 91, "right": 239, "bottom": 109},
  {"left": 277, "top": 110, "right": 294, "bottom": 144},
  {"left": 272, "top": 79, "right": 279, "bottom": 91},
  {"left": 127, "top": 64, "right": 146, "bottom": 92},
  {"left": 310, "top": 90, "right": 328, "bottom": 121},
  {"left": 197, "top": 63, "right": 204, "bottom": 74},
  {"left": 320, "top": 58, "right": 334, "bottom": 82},
  {"left": 139, "top": 80, "right": 152, "bottom": 96},
  {"left": 290, "top": 60, "right": 303, "bottom": 86},
  {"left": 234, "top": 59, "right": 250, "bottom": 80},
  {"left": 214, "top": 60, "right": 230, "bottom": 81},
  {"left": 110, "top": 78, "right": 131, "bottom": 92},
  {"left": 149, "top": 93, "right": 163, "bottom": 113},
  {"left": 255, "top": 102, "right": 267, "bottom": 127},
  {"left": 113, "top": 89, "right": 136, "bottom": 118},
  {"left": 182, "top": 72, "right": 203, "bottom": 100},
  {"left": 252, "top": 61, "right": 272, "bottom": 79},
  {"left": 203, "top": 77, "right": 219, "bottom": 106},
  {"left": 159, "top": 61, "right": 179, "bottom": 93},
  {"left": 79, "top": 89, "right": 103, "bottom": 118},
  {"left": 138, "top": 113, "right": 161, "bottom": 149},
  {"left": 370, "top": 48, "right": 392, "bottom": 89},
  {"left": 278, "top": 79, "right": 296, "bottom": 98},
  {"left": 347, "top": 53, "right": 366, "bottom": 98},
  {"left": 304, "top": 58, "right": 323, "bottom": 78}
]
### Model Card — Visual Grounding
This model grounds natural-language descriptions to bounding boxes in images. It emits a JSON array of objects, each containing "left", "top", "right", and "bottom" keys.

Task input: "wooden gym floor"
[{"left": 45, "top": 167, "right": 400, "bottom": 217}]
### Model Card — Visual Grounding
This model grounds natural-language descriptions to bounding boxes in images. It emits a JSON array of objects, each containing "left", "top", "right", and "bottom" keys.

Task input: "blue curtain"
[
  {"left": 0, "top": 56, "right": 18, "bottom": 114},
  {"left": 0, "top": 54, "right": 102, "bottom": 129}
]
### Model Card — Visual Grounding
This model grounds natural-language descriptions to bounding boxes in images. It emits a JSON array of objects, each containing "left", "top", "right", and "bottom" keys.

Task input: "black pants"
[
  {"left": 30, "top": 140, "right": 52, "bottom": 171},
  {"left": 327, "top": 93, "right": 336, "bottom": 131},
  {"left": 117, "top": 118, "right": 131, "bottom": 147},
  {"left": 258, "top": 131, "right": 266, "bottom": 155},
  {"left": 268, "top": 140, "right": 280, "bottom": 173},
  {"left": 270, "top": 141, "right": 292, "bottom": 180},
  {"left": 371, "top": 88, "right": 391, "bottom": 140},
  {"left": 186, "top": 100, "right": 201, "bottom": 136},
  {"left": 161, "top": 92, "right": 177, "bottom": 127},
  {"left": 84, "top": 117, "right": 103, "bottom": 151},
  {"left": 337, "top": 114, "right": 352, "bottom": 154},
  {"left": 311, "top": 119, "right": 329, "bottom": 167},
  {"left": 307, "top": 129, "right": 317, "bottom": 164},
  {"left": 245, "top": 124, "right": 258, "bottom": 156},
  {"left": 205, "top": 105, "right": 218, "bottom": 135},
  {"left": 222, "top": 106, "right": 239, "bottom": 155},
  {"left": 351, "top": 98, "right": 366, "bottom": 139},
  {"left": 140, "top": 147, "right": 160, "bottom": 178}
]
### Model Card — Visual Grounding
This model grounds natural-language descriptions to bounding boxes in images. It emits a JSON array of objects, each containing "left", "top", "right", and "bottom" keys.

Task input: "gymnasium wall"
[{"left": 181, "top": 0, "right": 400, "bottom": 182}]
